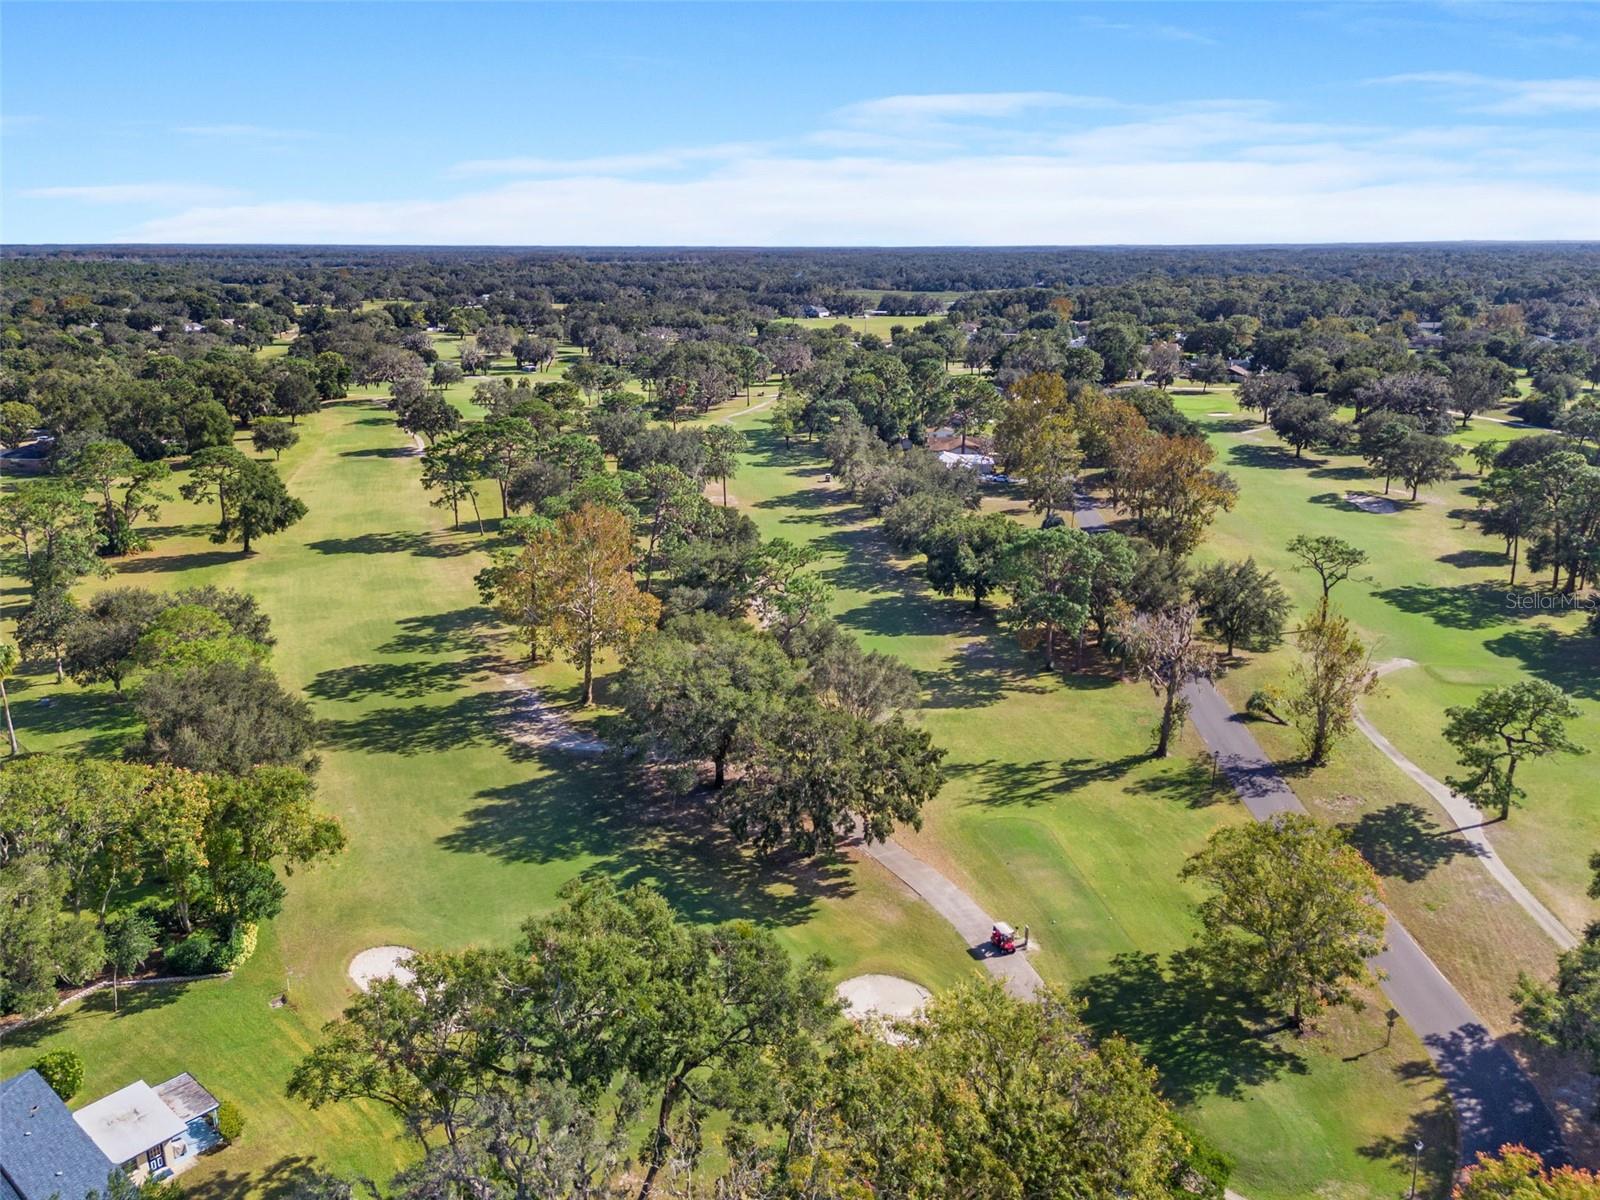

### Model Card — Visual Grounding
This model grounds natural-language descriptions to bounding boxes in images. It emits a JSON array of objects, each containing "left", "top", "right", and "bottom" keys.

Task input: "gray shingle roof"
[{"left": 0, "top": 1071, "right": 115, "bottom": 1200}]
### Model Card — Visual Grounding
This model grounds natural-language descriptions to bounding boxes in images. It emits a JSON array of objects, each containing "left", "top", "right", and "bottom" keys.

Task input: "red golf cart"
[{"left": 989, "top": 922, "right": 1018, "bottom": 955}]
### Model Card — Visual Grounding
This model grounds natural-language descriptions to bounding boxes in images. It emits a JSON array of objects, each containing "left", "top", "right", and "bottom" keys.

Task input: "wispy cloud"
[
  {"left": 1078, "top": 15, "right": 1219, "bottom": 46},
  {"left": 833, "top": 91, "right": 1118, "bottom": 126},
  {"left": 21, "top": 182, "right": 241, "bottom": 205},
  {"left": 122, "top": 96, "right": 1600, "bottom": 245},
  {"left": 176, "top": 123, "right": 312, "bottom": 140},
  {"left": 1372, "top": 72, "right": 1600, "bottom": 114},
  {"left": 448, "top": 142, "right": 766, "bottom": 178}
]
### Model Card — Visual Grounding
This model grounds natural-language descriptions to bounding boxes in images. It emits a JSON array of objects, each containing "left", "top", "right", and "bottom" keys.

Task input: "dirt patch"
[
  {"left": 349, "top": 945, "right": 417, "bottom": 992},
  {"left": 837, "top": 974, "right": 931, "bottom": 1024},
  {"left": 1345, "top": 492, "right": 1400, "bottom": 514},
  {"left": 501, "top": 674, "right": 606, "bottom": 754},
  {"left": 1374, "top": 657, "right": 1418, "bottom": 678}
]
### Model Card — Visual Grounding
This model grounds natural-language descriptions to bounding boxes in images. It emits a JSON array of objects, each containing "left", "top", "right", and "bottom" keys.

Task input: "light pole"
[{"left": 1409, "top": 1139, "right": 1424, "bottom": 1199}]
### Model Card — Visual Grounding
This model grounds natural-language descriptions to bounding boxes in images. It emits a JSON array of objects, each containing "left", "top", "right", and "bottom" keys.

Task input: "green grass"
[
  {"left": 0, "top": 389, "right": 966, "bottom": 1194},
  {"left": 769, "top": 314, "right": 940, "bottom": 340},
  {"left": 1152, "top": 386, "right": 1600, "bottom": 1147},
  {"left": 711, "top": 399, "right": 1458, "bottom": 1200},
  {"left": 1, "top": 367, "right": 1481, "bottom": 1198},
  {"left": 1169, "top": 389, "right": 1598, "bottom": 941}
]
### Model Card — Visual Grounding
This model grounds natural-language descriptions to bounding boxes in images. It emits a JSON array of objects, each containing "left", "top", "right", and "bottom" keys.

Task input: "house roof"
[
  {"left": 154, "top": 1073, "right": 219, "bottom": 1122},
  {"left": 0, "top": 1070, "right": 115, "bottom": 1200},
  {"left": 73, "top": 1080, "right": 187, "bottom": 1167}
]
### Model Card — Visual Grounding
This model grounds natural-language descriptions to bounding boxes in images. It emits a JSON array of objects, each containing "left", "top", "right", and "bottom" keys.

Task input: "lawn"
[
  {"left": 770, "top": 313, "right": 941, "bottom": 339},
  {"left": 1157, "top": 385, "right": 1600, "bottom": 1150},
  {"left": 0, "top": 386, "right": 967, "bottom": 1195},
  {"left": 0, "top": 365, "right": 1471, "bottom": 1199},
  {"left": 706, "top": 397, "right": 1458, "bottom": 1199}
]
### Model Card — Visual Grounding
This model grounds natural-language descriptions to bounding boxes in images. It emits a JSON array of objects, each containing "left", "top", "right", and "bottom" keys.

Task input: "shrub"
[
  {"left": 1245, "top": 687, "right": 1287, "bottom": 724},
  {"left": 164, "top": 931, "right": 218, "bottom": 976},
  {"left": 1171, "top": 1115, "right": 1233, "bottom": 1198},
  {"left": 32, "top": 1049, "right": 84, "bottom": 1101},
  {"left": 215, "top": 1100, "right": 245, "bottom": 1142},
  {"left": 214, "top": 923, "right": 258, "bottom": 972}
]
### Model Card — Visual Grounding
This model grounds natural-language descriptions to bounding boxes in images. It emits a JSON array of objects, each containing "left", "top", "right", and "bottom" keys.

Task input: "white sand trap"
[
  {"left": 1346, "top": 491, "right": 1400, "bottom": 514},
  {"left": 1207, "top": 411, "right": 1236, "bottom": 417},
  {"left": 837, "top": 974, "right": 931, "bottom": 1023},
  {"left": 349, "top": 945, "right": 417, "bottom": 991}
]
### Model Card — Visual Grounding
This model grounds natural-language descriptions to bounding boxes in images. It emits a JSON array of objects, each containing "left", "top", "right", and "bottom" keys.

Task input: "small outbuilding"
[
  {"left": 153, "top": 1073, "right": 220, "bottom": 1127},
  {"left": 74, "top": 1081, "right": 188, "bottom": 1184}
]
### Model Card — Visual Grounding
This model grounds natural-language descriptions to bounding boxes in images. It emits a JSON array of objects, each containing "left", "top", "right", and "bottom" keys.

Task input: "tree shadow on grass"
[
  {"left": 1484, "top": 627, "right": 1600, "bottom": 700},
  {"left": 320, "top": 688, "right": 522, "bottom": 757},
  {"left": 1339, "top": 802, "right": 1485, "bottom": 883},
  {"left": 914, "top": 639, "right": 1057, "bottom": 711},
  {"left": 183, "top": 1155, "right": 337, "bottom": 1200},
  {"left": 339, "top": 446, "right": 414, "bottom": 459},
  {"left": 114, "top": 548, "right": 243, "bottom": 574},
  {"left": 438, "top": 756, "right": 853, "bottom": 929},
  {"left": 377, "top": 607, "right": 495, "bottom": 656},
  {"left": 0, "top": 979, "right": 195, "bottom": 1050},
  {"left": 1438, "top": 548, "right": 1509, "bottom": 570},
  {"left": 1227, "top": 443, "right": 1306, "bottom": 471},
  {"left": 1124, "top": 754, "right": 1229, "bottom": 808},
  {"left": 10, "top": 687, "right": 134, "bottom": 757},
  {"left": 306, "top": 656, "right": 497, "bottom": 703},
  {"left": 1355, "top": 1059, "right": 1456, "bottom": 1191},
  {"left": 1307, "top": 463, "right": 1372, "bottom": 481},
  {"left": 307, "top": 531, "right": 474, "bottom": 559},
  {"left": 751, "top": 484, "right": 860, "bottom": 529},
  {"left": 946, "top": 753, "right": 1143, "bottom": 807},
  {"left": 1373, "top": 582, "right": 1518, "bottom": 630},
  {"left": 1077, "top": 949, "right": 1304, "bottom": 1105}
]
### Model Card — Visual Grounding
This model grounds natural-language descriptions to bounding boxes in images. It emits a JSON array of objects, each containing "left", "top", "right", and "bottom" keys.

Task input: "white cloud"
[
  {"left": 21, "top": 182, "right": 241, "bottom": 205},
  {"left": 14, "top": 88, "right": 1586, "bottom": 245},
  {"left": 1373, "top": 72, "right": 1600, "bottom": 113},
  {"left": 176, "top": 124, "right": 312, "bottom": 140},
  {"left": 833, "top": 91, "right": 1117, "bottom": 125},
  {"left": 1078, "top": 15, "right": 1219, "bottom": 46},
  {"left": 448, "top": 142, "right": 766, "bottom": 178},
  {"left": 127, "top": 146, "right": 1600, "bottom": 245}
]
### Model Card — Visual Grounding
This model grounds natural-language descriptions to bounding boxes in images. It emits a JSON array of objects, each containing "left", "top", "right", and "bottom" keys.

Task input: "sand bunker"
[
  {"left": 349, "top": 945, "right": 417, "bottom": 992},
  {"left": 837, "top": 974, "right": 931, "bottom": 1023},
  {"left": 1345, "top": 492, "right": 1400, "bottom": 514}
]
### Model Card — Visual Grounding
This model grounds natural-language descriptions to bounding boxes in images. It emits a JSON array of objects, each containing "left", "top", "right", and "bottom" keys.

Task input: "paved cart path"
[
  {"left": 1075, "top": 494, "right": 1563, "bottom": 1164},
  {"left": 1183, "top": 677, "right": 1563, "bottom": 1163},
  {"left": 1356, "top": 661, "right": 1576, "bottom": 951},
  {"left": 855, "top": 835, "right": 1044, "bottom": 999}
]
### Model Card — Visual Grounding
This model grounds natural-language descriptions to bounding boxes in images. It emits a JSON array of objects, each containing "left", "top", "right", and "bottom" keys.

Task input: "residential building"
[{"left": 0, "top": 1070, "right": 115, "bottom": 1200}]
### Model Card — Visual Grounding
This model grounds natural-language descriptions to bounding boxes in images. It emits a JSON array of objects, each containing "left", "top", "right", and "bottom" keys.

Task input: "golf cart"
[{"left": 989, "top": 922, "right": 1018, "bottom": 955}]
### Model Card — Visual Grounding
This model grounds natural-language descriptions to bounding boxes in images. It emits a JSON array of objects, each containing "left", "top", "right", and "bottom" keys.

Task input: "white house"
[{"left": 73, "top": 1074, "right": 220, "bottom": 1184}]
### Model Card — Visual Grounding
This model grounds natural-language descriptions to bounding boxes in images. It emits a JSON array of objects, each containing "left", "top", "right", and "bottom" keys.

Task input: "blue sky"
[{"left": 4, "top": 1, "right": 1600, "bottom": 245}]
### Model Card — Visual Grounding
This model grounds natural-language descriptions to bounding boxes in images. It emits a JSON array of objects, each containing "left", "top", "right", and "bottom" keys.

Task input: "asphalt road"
[{"left": 1074, "top": 491, "right": 1565, "bottom": 1164}]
